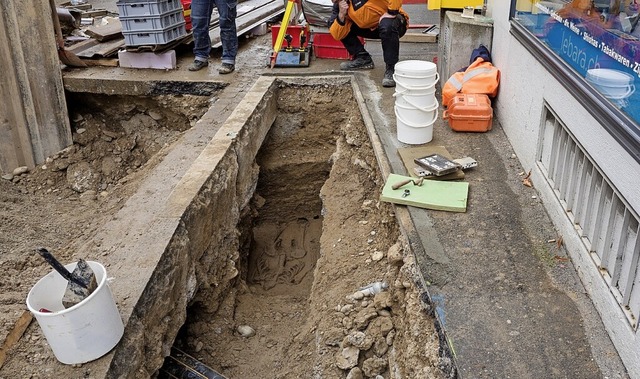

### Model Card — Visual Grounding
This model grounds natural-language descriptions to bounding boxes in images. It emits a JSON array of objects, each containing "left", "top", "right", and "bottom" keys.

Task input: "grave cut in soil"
[{"left": 170, "top": 84, "right": 451, "bottom": 379}]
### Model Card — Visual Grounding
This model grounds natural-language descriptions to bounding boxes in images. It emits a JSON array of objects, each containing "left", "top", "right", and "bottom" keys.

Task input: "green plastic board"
[{"left": 380, "top": 173, "right": 469, "bottom": 212}]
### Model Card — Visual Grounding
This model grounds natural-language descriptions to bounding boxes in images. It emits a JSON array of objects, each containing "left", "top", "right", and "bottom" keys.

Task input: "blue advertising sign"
[{"left": 517, "top": 2, "right": 640, "bottom": 123}]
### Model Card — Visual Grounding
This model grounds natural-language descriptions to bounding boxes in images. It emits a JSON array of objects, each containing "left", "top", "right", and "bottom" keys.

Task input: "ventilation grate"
[{"left": 538, "top": 105, "right": 640, "bottom": 329}]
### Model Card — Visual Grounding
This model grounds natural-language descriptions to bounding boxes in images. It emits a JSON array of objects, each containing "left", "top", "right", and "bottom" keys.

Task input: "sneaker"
[
  {"left": 382, "top": 67, "right": 395, "bottom": 87},
  {"left": 340, "top": 54, "right": 374, "bottom": 70},
  {"left": 188, "top": 59, "right": 209, "bottom": 71},
  {"left": 218, "top": 63, "right": 235, "bottom": 74}
]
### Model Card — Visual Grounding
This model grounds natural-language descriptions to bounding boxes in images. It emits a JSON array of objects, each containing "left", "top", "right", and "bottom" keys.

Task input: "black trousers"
[{"left": 340, "top": 14, "right": 407, "bottom": 67}]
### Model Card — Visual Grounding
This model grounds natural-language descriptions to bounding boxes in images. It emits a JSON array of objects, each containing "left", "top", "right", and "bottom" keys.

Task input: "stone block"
[
  {"left": 117, "top": 50, "right": 177, "bottom": 70},
  {"left": 439, "top": 11, "right": 493, "bottom": 86}
]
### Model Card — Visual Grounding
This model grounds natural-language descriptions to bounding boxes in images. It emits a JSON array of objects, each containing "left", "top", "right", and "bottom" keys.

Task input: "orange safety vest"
[{"left": 442, "top": 58, "right": 500, "bottom": 107}]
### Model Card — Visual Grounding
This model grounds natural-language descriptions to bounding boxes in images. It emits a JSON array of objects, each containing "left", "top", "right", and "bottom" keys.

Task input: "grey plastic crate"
[
  {"left": 120, "top": 9, "right": 184, "bottom": 32},
  {"left": 123, "top": 22, "right": 187, "bottom": 46},
  {"left": 116, "top": 0, "right": 181, "bottom": 17}
]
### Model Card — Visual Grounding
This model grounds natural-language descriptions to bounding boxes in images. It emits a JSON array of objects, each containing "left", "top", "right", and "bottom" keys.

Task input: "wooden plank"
[
  {"left": 75, "top": 37, "right": 125, "bottom": 58},
  {"left": 381, "top": 173, "right": 469, "bottom": 212},
  {"left": 84, "top": 18, "right": 122, "bottom": 42},
  {"left": 62, "top": 2, "right": 92, "bottom": 11},
  {"left": 67, "top": 37, "right": 99, "bottom": 54},
  {"left": 82, "top": 58, "right": 119, "bottom": 67},
  {"left": 0, "top": 311, "right": 33, "bottom": 369},
  {"left": 82, "top": 9, "right": 108, "bottom": 18},
  {"left": 400, "top": 32, "right": 437, "bottom": 43}
]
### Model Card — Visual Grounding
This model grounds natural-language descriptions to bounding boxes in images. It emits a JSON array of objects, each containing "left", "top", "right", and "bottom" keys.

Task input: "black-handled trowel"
[{"left": 36, "top": 247, "right": 97, "bottom": 308}]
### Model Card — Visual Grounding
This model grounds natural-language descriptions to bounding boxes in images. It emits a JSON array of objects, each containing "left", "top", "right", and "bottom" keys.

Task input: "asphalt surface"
[{"left": 61, "top": 1, "right": 631, "bottom": 377}]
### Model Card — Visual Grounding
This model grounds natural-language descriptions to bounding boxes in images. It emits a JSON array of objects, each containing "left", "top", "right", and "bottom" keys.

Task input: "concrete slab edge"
[
  {"left": 26, "top": 75, "right": 275, "bottom": 378},
  {"left": 105, "top": 76, "right": 278, "bottom": 379}
]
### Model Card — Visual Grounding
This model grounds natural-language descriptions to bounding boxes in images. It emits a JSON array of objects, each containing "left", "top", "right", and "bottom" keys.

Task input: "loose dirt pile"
[{"left": 0, "top": 93, "right": 210, "bottom": 377}]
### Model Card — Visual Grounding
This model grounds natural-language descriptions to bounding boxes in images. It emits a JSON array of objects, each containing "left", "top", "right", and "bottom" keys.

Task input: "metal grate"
[{"left": 537, "top": 105, "right": 640, "bottom": 329}]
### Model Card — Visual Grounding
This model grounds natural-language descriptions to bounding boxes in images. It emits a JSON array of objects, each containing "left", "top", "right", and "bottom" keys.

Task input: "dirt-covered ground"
[
  {"left": 0, "top": 82, "right": 448, "bottom": 378},
  {"left": 0, "top": 93, "right": 211, "bottom": 377}
]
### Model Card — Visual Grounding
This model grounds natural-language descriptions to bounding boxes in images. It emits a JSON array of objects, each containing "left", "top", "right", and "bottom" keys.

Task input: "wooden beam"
[{"left": 0, "top": 311, "right": 33, "bottom": 369}]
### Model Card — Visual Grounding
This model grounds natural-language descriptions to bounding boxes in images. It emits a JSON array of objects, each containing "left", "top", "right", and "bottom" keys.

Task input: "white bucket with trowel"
[{"left": 26, "top": 248, "right": 124, "bottom": 365}]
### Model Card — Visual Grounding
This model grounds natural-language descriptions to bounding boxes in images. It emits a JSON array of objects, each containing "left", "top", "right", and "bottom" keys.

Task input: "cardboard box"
[{"left": 443, "top": 93, "right": 493, "bottom": 132}]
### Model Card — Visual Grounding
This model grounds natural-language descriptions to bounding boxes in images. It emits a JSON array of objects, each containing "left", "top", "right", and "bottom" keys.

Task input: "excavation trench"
[
  {"left": 156, "top": 79, "right": 448, "bottom": 379},
  {"left": 0, "top": 77, "right": 448, "bottom": 379}
]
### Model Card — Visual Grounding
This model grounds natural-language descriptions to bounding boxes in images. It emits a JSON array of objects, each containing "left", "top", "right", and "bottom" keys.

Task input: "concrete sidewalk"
[{"left": 361, "top": 5, "right": 630, "bottom": 378}]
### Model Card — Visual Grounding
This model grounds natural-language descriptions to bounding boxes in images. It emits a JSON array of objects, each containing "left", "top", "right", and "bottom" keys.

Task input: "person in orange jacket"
[{"left": 328, "top": 0, "right": 409, "bottom": 87}]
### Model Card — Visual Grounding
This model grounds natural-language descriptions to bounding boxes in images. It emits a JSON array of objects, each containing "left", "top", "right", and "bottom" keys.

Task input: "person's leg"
[
  {"left": 189, "top": 0, "right": 215, "bottom": 70},
  {"left": 213, "top": 0, "right": 238, "bottom": 73},
  {"left": 377, "top": 14, "right": 407, "bottom": 86},
  {"left": 339, "top": 26, "right": 378, "bottom": 70}
]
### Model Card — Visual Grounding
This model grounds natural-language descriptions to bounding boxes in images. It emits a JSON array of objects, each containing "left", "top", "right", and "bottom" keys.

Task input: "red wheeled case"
[{"left": 443, "top": 93, "right": 493, "bottom": 132}]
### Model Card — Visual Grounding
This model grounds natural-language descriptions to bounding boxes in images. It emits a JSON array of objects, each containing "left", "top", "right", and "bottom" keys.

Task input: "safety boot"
[
  {"left": 382, "top": 65, "right": 395, "bottom": 87},
  {"left": 340, "top": 53, "right": 374, "bottom": 70}
]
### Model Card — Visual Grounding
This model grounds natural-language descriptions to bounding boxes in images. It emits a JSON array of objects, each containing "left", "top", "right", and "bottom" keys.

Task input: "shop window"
[{"left": 514, "top": 0, "right": 640, "bottom": 124}]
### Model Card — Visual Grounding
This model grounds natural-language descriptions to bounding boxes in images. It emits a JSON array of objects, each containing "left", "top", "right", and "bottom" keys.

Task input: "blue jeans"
[{"left": 191, "top": 0, "right": 238, "bottom": 65}]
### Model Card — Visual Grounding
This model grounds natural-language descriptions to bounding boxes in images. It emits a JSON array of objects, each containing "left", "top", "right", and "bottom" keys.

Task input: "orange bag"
[{"left": 442, "top": 58, "right": 500, "bottom": 107}]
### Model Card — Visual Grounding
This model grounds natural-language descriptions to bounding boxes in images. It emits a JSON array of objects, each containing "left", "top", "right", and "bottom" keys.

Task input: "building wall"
[{"left": 489, "top": 0, "right": 640, "bottom": 377}]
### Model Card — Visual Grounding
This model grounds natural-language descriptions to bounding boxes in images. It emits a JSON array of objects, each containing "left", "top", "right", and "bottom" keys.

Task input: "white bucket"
[
  {"left": 393, "top": 72, "right": 439, "bottom": 88},
  {"left": 26, "top": 261, "right": 124, "bottom": 365},
  {"left": 395, "top": 98, "right": 439, "bottom": 123},
  {"left": 395, "top": 60, "right": 438, "bottom": 77},
  {"left": 394, "top": 60, "right": 439, "bottom": 89},
  {"left": 394, "top": 82, "right": 438, "bottom": 109},
  {"left": 586, "top": 68, "right": 636, "bottom": 100},
  {"left": 395, "top": 105, "right": 438, "bottom": 145}
]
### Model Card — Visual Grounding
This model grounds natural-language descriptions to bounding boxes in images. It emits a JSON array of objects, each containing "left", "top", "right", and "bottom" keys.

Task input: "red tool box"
[
  {"left": 443, "top": 93, "right": 493, "bottom": 132},
  {"left": 311, "top": 32, "right": 364, "bottom": 60},
  {"left": 271, "top": 24, "right": 310, "bottom": 49}
]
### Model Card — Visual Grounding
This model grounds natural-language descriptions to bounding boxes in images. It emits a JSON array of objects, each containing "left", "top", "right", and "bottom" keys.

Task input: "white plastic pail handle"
[
  {"left": 399, "top": 97, "right": 439, "bottom": 113},
  {"left": 606, "top": 83, "right": 636, "bottom": 100},
  {"left": 394, "top": 105, "right": 439, "bottom": 127},
  {"left": 392, "top": 72, "right": 440, "bottom": 89}
]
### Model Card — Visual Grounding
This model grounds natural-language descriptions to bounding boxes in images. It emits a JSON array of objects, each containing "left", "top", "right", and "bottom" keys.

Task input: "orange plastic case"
[{"left": 443, "top": 93, "right": 493, "bottom": 132}]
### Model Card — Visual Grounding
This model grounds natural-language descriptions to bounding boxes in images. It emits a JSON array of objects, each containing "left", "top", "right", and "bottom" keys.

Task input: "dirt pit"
[
  {"left": 1, "top": 82, "right": 451, "bottom": 379},
  {"left": 164, "top": 84, "right": 451, "bottom": 379}
]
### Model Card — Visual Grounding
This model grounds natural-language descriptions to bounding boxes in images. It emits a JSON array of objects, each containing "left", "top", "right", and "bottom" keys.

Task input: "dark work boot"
[
  {"left": 188, "top": 59, "right": 209, "bottom": 71},
  {"left": 218, "top": 63, "right": 235, "bottom": 74},
  {"left": 340, "top": 53, "right": 374, "bottom": 70},
  {"left": 382, "top": 65, "right": 395, "bottom": 87}
]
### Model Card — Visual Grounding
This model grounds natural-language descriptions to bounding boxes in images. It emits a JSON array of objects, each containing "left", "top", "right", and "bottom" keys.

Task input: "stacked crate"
[
  {"left": 117, "top": 0, "right": 187, "bottom": 47},
  {"left": 181, "top": 0, "right": 191, "bottom": 32}
]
